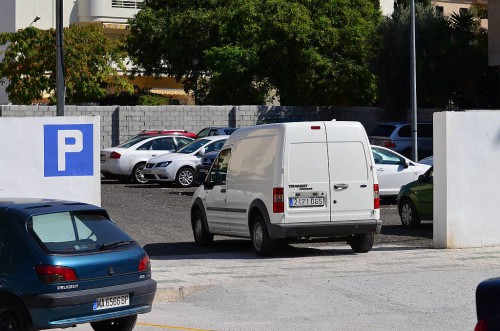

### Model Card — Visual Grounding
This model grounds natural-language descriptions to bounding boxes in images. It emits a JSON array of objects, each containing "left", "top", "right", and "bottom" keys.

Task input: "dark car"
[
  {"left": 196, "top": 127, "right": 238, "bottom": 138},
  {"left": 0, "top": 199, "right": 156, "bottom": 331},
  {"left": 396, "top": 167, "right": 433, "bottom": 227},
  {"left": 195, "top": 150, "right": 219, "bottom": 184},
  {"left": 475, "top": 277, "right": 500, "bottom": 330}
]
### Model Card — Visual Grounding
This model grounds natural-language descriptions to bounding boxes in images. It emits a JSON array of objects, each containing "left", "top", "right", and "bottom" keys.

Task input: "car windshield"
[
  {"left": 27, "top": 211, "right": 134, "bottom": 254},
  {"left": 116, "top": 136, "right": 151, "bottom": 148},
  {"left": 370, "top": 124, "right": 397, "bottom": 137},
  {"left": 176, "top": 139, "right": 212, "bottom": 154}
]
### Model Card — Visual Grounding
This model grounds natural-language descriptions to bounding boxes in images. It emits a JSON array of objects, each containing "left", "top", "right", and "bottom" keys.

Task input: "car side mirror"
[
  {"left": 198, "top": 148, "right": 206, "bottom": 157},
  {"left": 404, "top": 159, "right": 410, "bottom": 169}
]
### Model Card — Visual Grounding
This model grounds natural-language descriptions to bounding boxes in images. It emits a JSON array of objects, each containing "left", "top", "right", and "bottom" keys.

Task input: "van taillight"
[
  {"left": 383, "top": 140, "right": 396, "bottom": 148},
  {"left": 139, "top": 254, "right": 151, "bottom": 272},
  {"left": 273, "top": 187, "right": 284, "bottom": 213},
  {"left": 311, "top": 126, "right": 321, "bottom": 130},
  {"left": 35, "top": 265, "right": 78, "bottom": 283},
  {"left": 475, "top": 320, "right": 487, "bottom": 331},
  {"left": 110, "top": 151, "right": 121, "bottom": 159},
  {"left": 374, "top": 184, "right": 380, "bottom": 209}
]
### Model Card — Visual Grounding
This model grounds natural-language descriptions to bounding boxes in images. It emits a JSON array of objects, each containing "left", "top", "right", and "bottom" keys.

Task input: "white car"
[
  {"left": 100, "top": 135, "right": 194, "bottom": 184},
  {"left": 372, "top": 145, "right": 431, "bottom": 196},
  {"left": 144, "top": 136, "right": 229, "bottom": 188}
]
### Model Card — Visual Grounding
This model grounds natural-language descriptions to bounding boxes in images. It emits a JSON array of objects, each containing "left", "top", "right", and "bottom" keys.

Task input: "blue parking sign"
[{"left": 44, "top": 124, "right": 94, "bottom": 177}]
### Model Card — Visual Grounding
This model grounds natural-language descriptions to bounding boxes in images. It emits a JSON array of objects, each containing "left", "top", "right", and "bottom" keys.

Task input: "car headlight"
[{"left": 156, "top": 161, "right": 172, "bottom": 167}]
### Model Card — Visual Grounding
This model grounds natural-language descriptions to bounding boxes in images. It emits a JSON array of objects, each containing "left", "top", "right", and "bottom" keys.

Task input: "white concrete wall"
[
  {"left": 0, "top": 116, "right": 101, "bottom": 206},
  {"left": 433, "top": 111, "right": 500, "bottom": 248}
]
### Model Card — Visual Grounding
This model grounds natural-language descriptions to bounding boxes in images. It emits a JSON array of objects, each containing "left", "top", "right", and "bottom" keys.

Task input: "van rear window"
[
  {"left": 288, "top": 143, "right": 329, "bottom": 183},
  {"left": 329, "top": 142, "right": 369, "bottom": 182}
]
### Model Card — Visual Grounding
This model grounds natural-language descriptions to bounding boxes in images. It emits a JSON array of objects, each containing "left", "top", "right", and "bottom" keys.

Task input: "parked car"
[
  {"left": 396, "top": 167, "right": 433, "bottom": 227},
  {"left": 144, "top": 136, "right": 229, "bottom": 188},
  {"left": 0, "top": 198, "right": 156, "bottom": 331},
  {"left": 419, "top": 155, "right": 434, "bottom": 166},
  {"left": 195, "top": 150, "right": 220, "bottom": 184},
  {"left": 101, "top": 135, "right": 194, "bottom": 184},
  {"left": 196, "top": 127, "right": 238, "bottom": 138},
  {"left": 475, "top": 277, "right": 500, "bottom": 331},
  {"left": 369, "top": 121, "right": 433, "bottom": 159},
  {"left": 372, "top": 146, "right": 431, "bottom": 196},
  {"left": 132, "top": 129, "right": 197, "bottom": 139},
  {"left": 191, "top": 121, "right": 381, "bottom": 257}
]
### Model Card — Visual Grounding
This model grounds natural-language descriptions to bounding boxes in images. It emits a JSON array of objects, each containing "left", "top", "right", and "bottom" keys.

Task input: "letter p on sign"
[{"left": 44, "top": 124, "right": 93, "bottom": 177}]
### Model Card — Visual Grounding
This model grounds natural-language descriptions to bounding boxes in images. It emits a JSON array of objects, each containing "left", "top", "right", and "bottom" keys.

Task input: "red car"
[{"left": 133, "top": 130, "right": 197, "bottom": 139}]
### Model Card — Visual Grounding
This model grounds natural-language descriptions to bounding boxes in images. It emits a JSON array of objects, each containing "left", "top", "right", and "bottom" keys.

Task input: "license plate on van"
[
  {"left": 93, "top": 294, "right": 129, "bottom": 311},
  {"left": 289, "top": 197, "right": 324, "bottom": 207}
]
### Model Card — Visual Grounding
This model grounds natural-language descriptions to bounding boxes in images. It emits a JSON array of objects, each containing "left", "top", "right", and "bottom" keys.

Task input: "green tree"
[
  {"left": 127, "top": 0, "right": 381, "bottom": 106},
  {"left": 0, "top": 24, "right": 133, "bottom": 105}
]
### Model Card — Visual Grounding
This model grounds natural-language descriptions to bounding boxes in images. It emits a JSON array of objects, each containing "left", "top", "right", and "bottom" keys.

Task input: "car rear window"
[
  {"left": 370, "top": 125, "right": 396, "bottom": 137},
  {"left": 27, "top": 211, "right": 134, "bottom": 254}
]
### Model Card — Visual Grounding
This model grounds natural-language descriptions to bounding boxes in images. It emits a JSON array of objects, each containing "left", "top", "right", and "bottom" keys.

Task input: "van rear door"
[
  {"left": 284, "top": 123, "right": 331, "bottom": 224},
  {"left": 325, "top": 123, "right": 374, "bottom": 222}
]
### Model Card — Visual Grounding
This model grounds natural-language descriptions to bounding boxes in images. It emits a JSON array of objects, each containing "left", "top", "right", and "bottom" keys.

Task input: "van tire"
[
  {"left": 399, "top": 199, "right": 421, "bottom": 228},
  {"left": 251, "top": 214, "right": 275, "bottom": 257},
  {"left": 350, "top": 233, "right": 374, "bottom": 253},
  {"left": 90, "top": 314, "right": 137, "bottom": 331},
  {"left": 192, "top": 208, "right": 214, "bottom": 246},
  {"left": 131, "top": 163, "right": 149, "bottom": 184},
  {"left": 176, "top": 167, "right": 195, "bottom": 188}
]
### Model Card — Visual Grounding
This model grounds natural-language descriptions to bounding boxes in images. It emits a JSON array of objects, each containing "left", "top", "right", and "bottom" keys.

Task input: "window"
[
  {"left": 208, "top": 149, "right": 231, "bottom": 185},
  {"left": 370, "top": 124, "right": 397, "bottom": 137},
  {"left": 205, "top": 140, "right": 227, "bottom": 153},
  {"left": 28, "top": 211, "right": 134, "bottom": 254},
  {"left": 459, "top": 8, "right": 468, "bottom": 15},
  {"left": 151, "top": 137, "right": 175, "bottom": 151},
  {"left": 372, "top": 147, "right": 404, "bottom": 165},
  {"left": 397, "top": 125, "right": 411, "bottom": 138},
  {"left": 111, "top": 0, "right": 143, "bottom": 9},
  {"left": 176, "top": 137, "right": 193, "bottom": 148}
]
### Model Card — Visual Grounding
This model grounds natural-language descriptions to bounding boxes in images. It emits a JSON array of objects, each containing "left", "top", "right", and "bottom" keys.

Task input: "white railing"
[{"left": 111, "top": 0, "right": 143, "bottom": 9}]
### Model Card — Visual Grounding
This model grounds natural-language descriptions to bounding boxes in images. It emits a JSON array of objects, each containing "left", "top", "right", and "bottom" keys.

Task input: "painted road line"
[{"left": 137, "top": 322, "right": 214, "bottom": 331}]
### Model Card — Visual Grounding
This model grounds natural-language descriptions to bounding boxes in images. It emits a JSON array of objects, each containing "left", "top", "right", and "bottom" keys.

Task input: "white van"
[{"left": 190, "top": 121, "right": 381, "bottom": 256}]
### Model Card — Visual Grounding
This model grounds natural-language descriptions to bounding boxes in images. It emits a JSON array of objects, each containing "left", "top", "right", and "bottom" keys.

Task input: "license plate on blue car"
[{"left": 93, "top": 294, "right": 130, "bottom": 311}]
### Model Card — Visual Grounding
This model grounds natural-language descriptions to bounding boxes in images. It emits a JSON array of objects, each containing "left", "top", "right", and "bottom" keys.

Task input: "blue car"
[{"left": 0, "top": 199, "right": 156, "bottom": 331}]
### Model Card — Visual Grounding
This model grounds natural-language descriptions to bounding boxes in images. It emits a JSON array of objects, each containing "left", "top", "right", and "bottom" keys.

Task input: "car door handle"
[
  {"left": 220, "top": 188, "right": 226, "bottom": 193},
  {"left": 152, "top": 154, "right": 157, "bottom": 157},
  {"left": 334, "top": 184, "right": 349, "bottom": 190},
  {"left": 377, "top": 168, "right": 383, "bottom": 172}
]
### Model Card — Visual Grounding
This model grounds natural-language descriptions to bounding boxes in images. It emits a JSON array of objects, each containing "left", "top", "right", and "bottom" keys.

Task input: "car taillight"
[
  {"left": 273, "top": 187, "right": 284, "bottom": 213},
  {"left": 374, "top": 184, "right": 380, "bottom": 209},
  {"left": 139, "top": 254, "right": 151, "bottom": 272},
  {"left": 383, "top": 140, "right": 396, "bottom": 148},
  {"left": 110, "top": 151, "right": 121, "bottom": 159},
  {"left": 311, "top": 126, "right": 321, "bottom": 130},
  {"left": 35, "top": 265, "right": 78, "bottom": 283},
  {"left": 475, "top": 320, "right": 488, "bottom": 331}
]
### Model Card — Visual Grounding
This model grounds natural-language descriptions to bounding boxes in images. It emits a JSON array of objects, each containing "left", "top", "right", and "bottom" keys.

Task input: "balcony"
[{"left": 78, "top": 0, "right": 142, "bottom": 24}]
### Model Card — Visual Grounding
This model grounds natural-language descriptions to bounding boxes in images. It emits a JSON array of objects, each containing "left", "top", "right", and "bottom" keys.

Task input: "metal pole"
[
  {"left": 410, "top": 0, "right": 418, "bottom": 161},
  {"left": 56, "top": 0, "right": 65, "bottom": 116}
]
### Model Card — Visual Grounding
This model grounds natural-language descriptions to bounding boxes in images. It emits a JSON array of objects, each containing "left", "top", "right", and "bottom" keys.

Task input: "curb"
[{"left": 154, "top": 285, "right": 210, "bottom": 303}]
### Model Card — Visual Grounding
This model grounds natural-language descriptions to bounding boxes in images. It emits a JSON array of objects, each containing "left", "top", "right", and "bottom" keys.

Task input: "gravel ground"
[{"left": 101, "top": 180, "right": 433, "bottom": 256}]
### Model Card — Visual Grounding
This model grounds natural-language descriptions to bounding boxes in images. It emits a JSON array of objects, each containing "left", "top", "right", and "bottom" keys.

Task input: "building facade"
[{"left": 0, "top": 0, "right": 189, "bottom": 105}]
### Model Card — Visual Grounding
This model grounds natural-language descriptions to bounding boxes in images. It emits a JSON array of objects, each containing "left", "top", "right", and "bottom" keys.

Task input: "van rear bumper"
[{"left": 267, "top": 220, "right": 382, "bottom": 239}]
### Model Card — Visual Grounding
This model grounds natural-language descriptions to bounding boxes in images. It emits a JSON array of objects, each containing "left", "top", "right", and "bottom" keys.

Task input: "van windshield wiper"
[{"left": 99, "top": 240, "right": 134, "bottom": 250}]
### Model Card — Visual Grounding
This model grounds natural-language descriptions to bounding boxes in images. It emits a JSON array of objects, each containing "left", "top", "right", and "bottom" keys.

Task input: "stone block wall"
[{"left": 0, "top": 105, "right": 438, "bottom": 148}]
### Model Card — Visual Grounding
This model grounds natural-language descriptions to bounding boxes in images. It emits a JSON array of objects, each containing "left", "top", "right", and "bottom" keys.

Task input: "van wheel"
[
  {"left": 0, "top": 299, "right": 31, "bottom": 331},
  {"left": 399, "top": 199, "right": 421, "bottom": 228},
  {"left": 131, "top": 163, "right": 149, "bottom": 184},
  {"left": 350, "top": 233, "right": 374, "bottom": 253},
  {"left": 176, "top": 167, "right": 195, "bottom": 188},
  {"left": 90, "top": 314, "right": 137, "bottom": 331},
  {"left": 251, "top": 214, "right": 275, "bottom": 257},
  {"left": 192, "top": 208, "right": 214, "bottom": 246}
]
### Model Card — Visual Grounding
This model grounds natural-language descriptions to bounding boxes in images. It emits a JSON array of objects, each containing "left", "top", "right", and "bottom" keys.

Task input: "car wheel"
[
  {"left": 0, "top": 299, "right": 31, "bottom": 331},
  {"left": 191, "top": 208, "right": 214, "bottom": 246},
  {"left": 176, "top": 167, "right": 195, "bottom": 188},
  {"left": 349, "top": 233, "right": 374, "bottom": 253},
  {"left": 131, "top": 163, "right": 149, "bottom": 184},
  {"left": 90, "top": 315, "right": 137, "bottom": 331},
  {"left": 251, "top": 214, "right": 275, "bottom": 257},
  {"left": 399, "top": 199, "right": 421, "bottom": 228}
]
